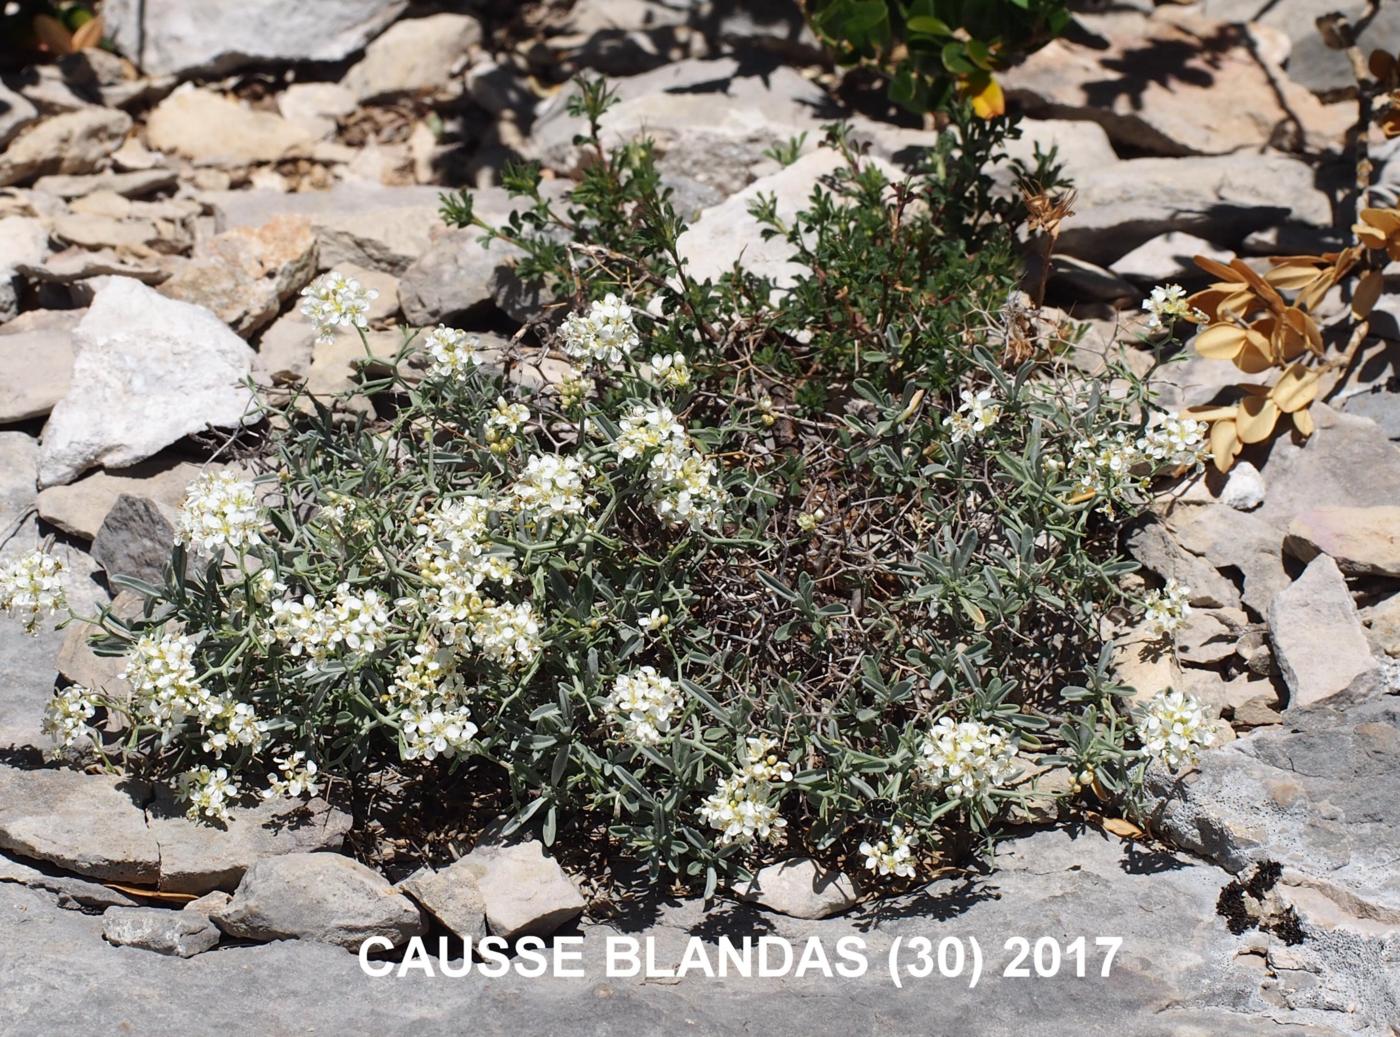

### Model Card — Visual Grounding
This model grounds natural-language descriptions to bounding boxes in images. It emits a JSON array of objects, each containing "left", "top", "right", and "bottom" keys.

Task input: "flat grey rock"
[
  {"left": 103, "top": 906, "right": 220, "bottom": 957},
  {"left": 0, "top": 765, "right": 158, "bottom": 884},
  {"left": 0, "top": 825, "right": 1384, "bottom": 1034},
  {"left": 102, "top": 0, "right": 408, "bottom": 78},
  {"left": 1284, "top": 506, "right": 1400, "bottom": 579},
  {"left": 0, "top": 849, "right": 139, "bottom": 910},
  {"left": 735, "top": 857, "right": 859, "bottom": 919},
  {"left": 1268, "top": 555, "right": 1378, "bottom": 709},
  {"left": 458, "top": 839, "right": 585, "bottom": 940},
  {"left": 147, "top": 792, "right": 352, "bottom": 894},
  {"left": 398, "top": 862, "right": 487, "bottom": 942},
  {"left": 213, "top": 853, "right": 424, "bottom": 949},
  {"left": 38, "top": 278, "right": 259, "bottom": 488},
  {"left": 91, "top": 494, "right": 175, "bottom": 585}
]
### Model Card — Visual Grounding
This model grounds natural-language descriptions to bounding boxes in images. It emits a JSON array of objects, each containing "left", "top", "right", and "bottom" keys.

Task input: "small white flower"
[
  {"left": 698, "top": 773, "right": 787, "bottom": 847},
  {"left": 647, "top": 352, "right": 691, "bottom": 389},
  {"left": 918, "top": 717, "right": 1018, "bottom": 801},
  {"left": 401, "top": 702, "right": 478, "bottom": 761},
  {"left": 559, "top": 293, "right": 640, "bottom": 367},
  {"left": 299, "top": 271, "right": 377, "bottom": 344},
  {"left": 946, "top": 388, "right": 1001, "bottom": 443},
  {"left": 1141, "top": 283, "right": 1200, "bottom": 332},
  {"left": 1136, "top": 414, "right": 1208, "bottom": 468},
  {"left": 41, "top": 685, "right": 99, "bottom": 749},
  {"left": 739, "top": 735, "right": 793, "bottom": 784},
  {"left": 1139, "top": 689, "right": 1215, "bottom": 771},
  {"left": 604, "top": 666, "right": 682, "bottom": 745},
  {"left": 424, "top": 325, "right": 482, "bottom": 380},
  {"left": 0, "top": 549, "right": 67, "bottom": 634},
  {"left": 175, "top": 471, "right": 264, "bottom": 554},
  {"left": 859, "top": 823, "right": 918, "bottom": 878},
  {"left": 178, "top": 766, "right": 241, "bottom": 823},
  {"left": 638, "top": 608, "right": 669, "bottom": 632},
  {"left": 1143, "top": 578, "right": 1192, "bottom": 639},
  {"left": 263, "top": 750, "right": 321, "bottom": 799},
  {"left": 510, "top": 453, "right": 595, "bottom": 524}
]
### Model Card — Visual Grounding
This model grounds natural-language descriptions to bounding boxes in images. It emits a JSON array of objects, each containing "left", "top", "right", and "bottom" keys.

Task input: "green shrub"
[
  {"left": 1, "top": 77, "right": 1217, "bottom": 894},
  {"left": 802, "top": 0, "right": 1072, "bottom": 118}
]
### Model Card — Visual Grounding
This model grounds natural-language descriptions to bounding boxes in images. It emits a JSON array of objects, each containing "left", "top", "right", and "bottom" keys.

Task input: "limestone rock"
[
  {"left": 1166, "top": 504, "right": 1289, "bottom": 616},
  {"left": 1216, "top": 461, "right": 1266, "bottom": 512},
  {"left": 32, "top": 169, "right": 177, "bottom": 200},
  {"left": 458, "top": 839, "right": 585, "bottom": 939},
  {"left": 147, "top": 791, "right": 352, "bottom": 894},
  {"left": 146, "top": 88, "right": 317, "bottom": 166},
  {"left": 1286, "top": 0, "right": 1400, "bottom": 97},
  {"left": 1004, "top": 13, "right": 1347, "bottom": 156},
  {"left": 38, "top": 278, "right": 259, "bottom": 488},
  {"left": 0, "top": 216, "right": 51, "bottom": 322},
  {"left": 0, "top": 109, "right": 132, "bottom": 188},
  {"left": 1267, "top": 555, "right": 1378, "bottom": 708},
  {"left": 214, "top": 853, "right": 425, "bottom": 949},
  {"left": 0, "top": 81, "right": 39, "bottom": 148},
  {"left": 276, "top": 83, "right": 358, "bottom": 141},
  {"left": 183, "top": 890, "right": 231, "bottom": 917},
  {"left": 398, "top": 861, "right": 487, "bottom": 941},
  {"left": 735, "top": 858, "right": 859, "bottom": 919},
  {"left": 0, "top": 849, "right": 140, "bottom": 910},
  {"left": 37, "top": 458, "right": 207, "bottom": 541},
  {"left": 103, "top": 906, "right": 220, "bottom": 957},
  {"left": 1284, "top": 506, "right": 1400, "bottom": 578},
  {"left": 1148, "top": 690, "right": 1400, "bottom": 941},
  {"left": 396, "top": 227, "right": 526, "bottom": 326},
  {"left": 103, "top": 0, "right": 409, "bottom": 78},
  {"left": 91, "top": 494, "right": 175, "bottom": 585},
  {"left": 342, "top": 14, "right": 481, "bottom": 101},
  {"left": 1111, "top": 232, "right": 1233, "bottom": 285},
  {"left": 528, "top": 59, "right": 834, "bottom": 202},
  {"left": 1056, "top": 154, "right": 1332, "bottom": 266},
  {"left": 676, "top": 150, "right": 898, "bottom": 288},
  {"left": 160, "top": 215, "right": 318, "bottom": 335},
  {"left": 0, "top": 765, "right": 158, "bottom": 883},
  {"left": 1362, "top": 594, "right": 1400, "bottom": 657},
  {"left": 1125, "top": 520, "right": 1242, "bottom": 610},
  {"left": 205, "top": 183, "right": 447, "bottom": 274},
  {"left": 0, "top": 308, "right": 79, "bottom": 422}
]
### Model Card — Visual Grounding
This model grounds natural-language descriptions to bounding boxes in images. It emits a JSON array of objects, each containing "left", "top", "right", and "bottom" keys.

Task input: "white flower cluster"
[
  {"left": 510, "top": 453, "right": 595, "bottom": 525},
  {"left": 424, "top": 325, "right": 483, "bottom": 380},
  {"left": 737, "top": 735, "right": 793, "bottom": 784},
  {"left": 859, "top": 823, "right": 918, "bottom": 878},
  {"left": 300, "top": 272, "right": 377, "bottom": 344},
  {"left": 560, "top": 293, "right": 640, "bottom": 367},
  {"left": 638, "top": 608, "right": 669, "bottom": 632},
  {"left": 269, "top": 583, "right": 390, "bottom": 668},
  {"left": 122, "top": 631, "right": 207, "bottom": 724},
  {"left": 699, "top": 774, "right": 787, "bottom": 847},
  {"left": 947, "top": 388, "right": 1001, "bottom": 444},
  {"left": 1136, "top": 414, "right": 1207, "bottom": 468},
  {"left": 1143, "top": 578, "right": 1192, "bottom": 638},
  {"left": 1139, "top": 689, "right": 1215, "bottom": 771},
  {"left": 0, "top": 549, "right": 66, "bottom": 634},
  {"left": 614, "top": 405, "right": 725, "bottom": 530},
  {"left": 200, "top": 697, "right": 267, "bottom": 757},
  {"left": 41, "top": 685, "right": 98, "bottom": 749},
  {"left": 1141, "top": 284, "right": 1201, "bottom": 332},
  {"left": 401, "top": 701, "right": 479, "bottom": 761},
  {"left": 263, "top": 750, "right": 321, "bottom": 799},
  {"left": 918, "top": 717, "right": 1018, "bottom": 801},
  {"left": 412, "top": 501, "right": 541, "bottom": 669},
  {"left": 469, "top": 599, "right": 542, "bottom": 668},
  {"left": 175, "top": 471, "right": 264, "bottom": 554},
  {"left": 604, "top": 666, "right": 682, "bottom": 745},
  {"left": 179, "top": 765, "right": 240, "bottom": 823},
  {"left": 647, "top": 352, "right": 691, "bottom": 389},
  {"left": 486, "top": 397, "right": 530, "bottom": 454},
  {"left": 386, "top": 642, "right": 480, "bottom": 761},
  {"left": 698, "top": 735, "right": 792, "bottom": 847}
]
